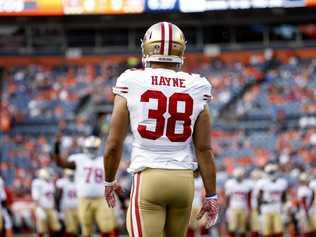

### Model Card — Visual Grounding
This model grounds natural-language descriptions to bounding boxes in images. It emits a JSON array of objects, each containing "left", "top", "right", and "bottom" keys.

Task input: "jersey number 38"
[{"left": 137, "top": 90, "right": 193, "bottom": 142}]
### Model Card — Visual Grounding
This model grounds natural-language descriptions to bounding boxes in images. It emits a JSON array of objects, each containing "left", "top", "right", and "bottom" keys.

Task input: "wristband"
[
  {"left": 205, "top": 193, "right": 218, "bottom": 200},
  {"left": 104, "top": 180, "right": 116, "bottom": 186}
]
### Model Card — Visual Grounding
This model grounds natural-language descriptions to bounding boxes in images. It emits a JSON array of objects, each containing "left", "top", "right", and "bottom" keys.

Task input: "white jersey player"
[
  {"left": 56, "top": 169, "right": 79, "bottom": 236},
  {"left": 31, "top": 169, "right": 61, "bottom": 236},
  {"left": 257, "top": 164, "right": 288, "bottom": 236},
  {"left": 68, "top": 153, "right": 104, "bottom": 198},
  {"left": 0, "top": 177, "right": 7, "bottom": 232},
  {"left": 104, "top": 22, "right": 218, "bottom": 237},
  {"left": 56, "top": 171, "right": 78, "bottom": 210},
  {"left": 248, "top": 169, "right": 265, "bottom": 236},
  {"left": 225, "top": 168, "right": 251, "bottom": 236},
  {"left": 297, "top": 173, "right": 316, "bottom": 235},
  {"left": 52, "top": 135, "right": 119, "bottom": 237},
  {"left": 310, "top": 178, "right": 316, "bottom": 207}
]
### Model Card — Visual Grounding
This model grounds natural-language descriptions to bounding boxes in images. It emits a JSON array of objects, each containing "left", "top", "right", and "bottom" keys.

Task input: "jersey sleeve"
[
  {"left": 112, "top": 70, "right": 130, "bottom": 99},
  {"left": 195, "top": 77, "right": 213, "bottom": 112}
]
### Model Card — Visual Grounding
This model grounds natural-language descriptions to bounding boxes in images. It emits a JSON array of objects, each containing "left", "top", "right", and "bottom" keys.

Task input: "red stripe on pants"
[
  {"left": 134, "top": 173, "right": 143, "bottom": 237},
  {"left": 130, "top": 175, "right": 136, "bottom": 237}
]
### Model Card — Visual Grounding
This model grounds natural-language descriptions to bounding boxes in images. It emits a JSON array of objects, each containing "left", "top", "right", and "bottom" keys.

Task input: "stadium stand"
[{"left": 0, "top": 51, "right": 315, "bottom": 197}]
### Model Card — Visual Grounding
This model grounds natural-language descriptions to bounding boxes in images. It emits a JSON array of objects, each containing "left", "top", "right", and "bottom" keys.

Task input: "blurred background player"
[
  {"left": 31, "top": 168, "right": 61, "bottom": 237},
  {"left": 103, "top": 22, "right": 218, "bottom": 237},
  {"left": 248, "top": 169, "right": 265, "bottom": 237},
  {"left": 56, "top": 169, "right": 79, "bottom": 237},
  {"left": 52, "top": 135, "right": 119, "bottom": 237},
  {"left": 224, "top": 167, "right": 251, "bottom": 237},
  {"left": 0, "top": 176, "right": 7, "bottom": 236},
  {"left": 296, "top": 173, "right": 316, "bottom": 237},
  {"left": 309, "top": 176, "right": 316, "bottom": 229},
  {"left": 257, "top": 164, "right": 288, "bottom": 237}
]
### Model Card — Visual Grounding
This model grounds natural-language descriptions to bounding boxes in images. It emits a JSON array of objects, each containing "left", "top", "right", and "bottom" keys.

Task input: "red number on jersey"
[
  {"left": 84, "top": 167, "right": 103, "bottom": 183},
  {"left": 167, "top": 93, "right": 193, "bottom": 142},
  {"left": 137, "top": 90, "right": 193, "bottom": 142},
  {"left": 137, "top": 90, "right": 167, "bottom": 140},
  {"left": 67, "top": 189, "right": 77, "bottom": 199}
]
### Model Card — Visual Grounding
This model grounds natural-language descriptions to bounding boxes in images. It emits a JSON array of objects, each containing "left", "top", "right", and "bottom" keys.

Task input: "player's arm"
[
  {"left": 257, "top": 189, "right": 263, "bottom": 214},
  {"left": 224, "top": 183, "right": 230, "bottom": 207},
  {"left": 194, "top": 106, "right": 218, "bottom": 228},
  {"left": 55, "top": 187, "right": 63, "bottom": 212},
  {"left": 51, "top": 134, "right": 76, "bottom": 170},
  {"left": 193, "top": 106, "right": 216, "bottom": 196},
  {"left": 103, "top": 95, "right": 129, "bottom": 183},
  {"left": 281, "top": 189, "right": 287, "bottom": 204},
  {"left": 247, "top": 191, "right": 251, "bottom": 210},
  {"left": 0, "top": 189, "right": 7, "bottom": 208}
]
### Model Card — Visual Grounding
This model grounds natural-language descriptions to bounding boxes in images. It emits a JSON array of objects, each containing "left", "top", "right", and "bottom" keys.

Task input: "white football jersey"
[
  {"left": 225, "top": 179, "right": 251, "bottom": 209},
  {"left": 113, "top": 68, "right": 212, "bottom": 173},
  {"left": 309, "top": 179, "right": 316, "bottom": 205},
  {"left": 56, "top": 178, "right": 78, "bottom": 210},
  {"left": 69, "top": 153, "right": 104, "bottom": 198},
  {"left": 245, "top": 179, "right": 258, "bottom": 209},
  {"left": 0, "top": 177, "right": 6, "bottom": 209},
  {"left": 297, "top": 185, "right": 314, "bottom": 210},
  {"left": 258, "top": 178, "right": 287, "bottom": 213},
  {"left": 31, "top": 179, "right": 55, "bottom": 209},
  {"left": 309, "top": 179, "right": 316, "bottom": 192}
]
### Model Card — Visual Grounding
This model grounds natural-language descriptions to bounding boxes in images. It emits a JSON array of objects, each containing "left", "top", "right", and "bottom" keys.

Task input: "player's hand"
[
  {"left": 197, "top": 195, "right": 219, "bottom": 228},
  {"left": 104, "top": 180, "right": 124, "bottom": 208}
]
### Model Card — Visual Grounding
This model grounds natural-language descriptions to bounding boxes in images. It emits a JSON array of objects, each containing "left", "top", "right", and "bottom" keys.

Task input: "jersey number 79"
[{"left": 137, "top": 90, "right": 193, "bottom": 142}]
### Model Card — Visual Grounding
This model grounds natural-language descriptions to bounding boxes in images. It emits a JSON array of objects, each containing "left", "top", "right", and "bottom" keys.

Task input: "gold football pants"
[
  {"left": 78, "top": 197, "right": 117, "bottom": 237},
  {"left": 64, "top": 208, "right": 80, "bottom": 234},
  {"left": 261, "top": 212, "right": 283, "bottom": 236},
  {"left": 127, "top": 169, "right": 194, "bottom": 237},
  {"left": 36, "top": 208, "right": 61, "bottom": 234}
]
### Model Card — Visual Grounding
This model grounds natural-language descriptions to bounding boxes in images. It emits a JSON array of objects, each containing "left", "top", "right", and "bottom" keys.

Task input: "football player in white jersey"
[
  {"left": 225, "top": 167, "right": 251, "bottom": 237},
  {"left": 56, "top": 169, "right": 79, "bottom": 237},
  {"left": 103, "top": 22, "right": 218, "bottom": 237},
  {"left": 248, "top": 169, "right": 265, "bottom": 237},
  {"left": 52, "top": 135, "right": 119, "bottom": 237},
  {"left": 309, "top": 176, "right": 316, "bottom": 231},
  {"left": 297, "top": 173, "right": 316, "bottom": 237},
  {"left": 0, "top": 176, "right": 7, "bottom": 234},
  {"left": 31, "top": 168, "right": 61, "bottom": 237},
  {"left": 257, "top": 164, "right": 288, "bottom": 237}
]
